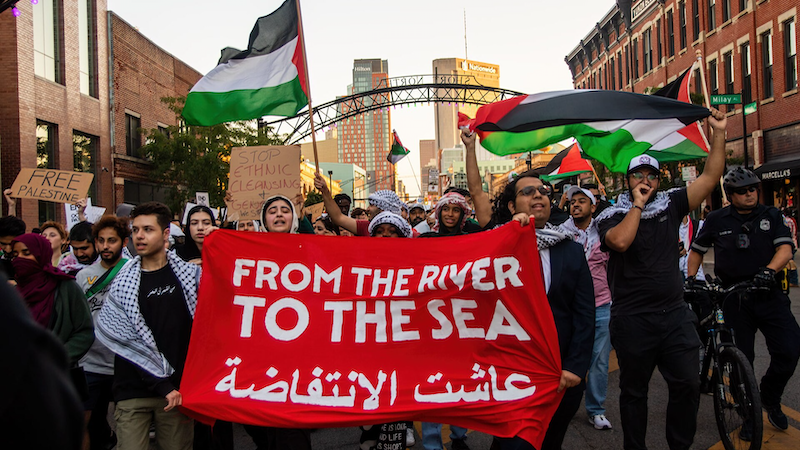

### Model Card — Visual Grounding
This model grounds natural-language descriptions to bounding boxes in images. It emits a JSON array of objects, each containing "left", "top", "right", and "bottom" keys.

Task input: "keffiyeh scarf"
[
  {"left": 536, "top": 223, "right": 568, "bottom": 250},
  {"left": 95, "top": 251, "right": 200, "bottom": 378},
  {"left": 559, "top": 217, "right": 599, "bottom": 259},
  {"left": 595, "top": 188, "right": 681, "bottom": 224}
]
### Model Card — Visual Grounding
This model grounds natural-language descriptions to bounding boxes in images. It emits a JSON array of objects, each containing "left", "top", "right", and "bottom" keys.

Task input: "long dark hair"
[
  {"left": 176, "top": 205, "right": 216, "bottom": 261},
  {"left": 491, "top": 171, "right": 552, "bottom": 225}
]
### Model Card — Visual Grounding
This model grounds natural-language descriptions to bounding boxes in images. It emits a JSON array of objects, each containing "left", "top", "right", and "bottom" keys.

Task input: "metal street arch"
[{"left": 263, "top": 74, "right": 526, "bottom": 144}]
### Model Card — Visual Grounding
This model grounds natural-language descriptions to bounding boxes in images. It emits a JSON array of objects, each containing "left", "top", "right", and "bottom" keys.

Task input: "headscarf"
[
  {"left": 12, "top": 233, "right": 74, "bottom": 328},
  {"left": 432, "top": 192, "right": 472, "bottom": 233},
  {"left": 368, "top": 212, "right": 412, "bottom": 238},
  {"left": 367, "top": 190, "right": 402, "bottom": 215},
  {"left": 260, "top": 195, "right": 299, "bottom": 234}
]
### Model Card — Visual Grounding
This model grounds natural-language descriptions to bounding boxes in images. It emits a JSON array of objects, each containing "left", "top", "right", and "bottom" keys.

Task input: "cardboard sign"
[
  {"left": 11, "top": 169, "right": 94, "bottom": 204},
  {"left": 226, "top": 146, "right": 301, "bottom": 221},
  {"left": 196, "top": 192, "right": 210, "bottom": 207},
  {"left": 306, "top": 202, "right": 325, "bottom": 222}
]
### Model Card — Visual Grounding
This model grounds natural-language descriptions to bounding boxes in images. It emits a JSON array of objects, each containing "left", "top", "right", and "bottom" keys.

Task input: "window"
[
  {"left": 36, "top": 121, "right": 57, "bottom": 223},
  {"left": 618, "top": 51, "right": 624, "bottom": 88},
  {"left": 610, "top": 57, "right": 616, "bottom": 90},
  {"left": 741, "top": 42, "right": 752, "bottom": 103},
  {"left": 668, "top": 10, "right": 676, "bottom": 56},
  {"left": 762, "top": 30, "right": 773, "bottom": 98},
  {"left": 643, "top": 29, "right": 653, "bottom": 72},
  {"left": 78, "top": 0, "right": 97, "bottom": 97},
  {"left": 598, "top": 67, "right": 603, "bottom": 89},
  {"left": 632, "top": 38, "right": 639, "bottom": 78},
  {"left": 785, "top": 19, "right": 797, "bottom": 91},
  {"left": 708, "top": 0, "right": 716, "bottom": 30},
  {"left": 740, "top": 0, "right": 748, "bottom": 13},
  {"left": 723, "top": 51, "right": 734, "bottom": 94},
  {"left": 125, "top": 113, "right": 141, "bottom": 157},
  {"left": 694, "top": 68, "right": 702, "bottom": 94},
  {"left": 33, "top": 0, "right": 61, "bottom": 83},
  {"left": 722, "top": 0, "right": 731, "bottom": 23},
  {"left": 73, "top": 132, "right": 97, "bottom": 199},
  {"left": 680, "top": 2, "right": 688, "bottom": 49},
  {"left": 692, "top": 0, "right": 701, "bottom": 41},
  {"left": 625, "top": 45, "right": 631, "bottom": 84},
  {"left": 709, "top": 59, "right": 719, "bottom": 96},
  {"left": 656, "top": 19, "right": 663, "bottom": 63}
]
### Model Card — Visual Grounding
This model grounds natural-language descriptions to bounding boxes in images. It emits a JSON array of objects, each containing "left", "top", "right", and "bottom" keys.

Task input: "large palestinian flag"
[
  {"left": 182, "top": 0, "right": 309, "bottom": 126},
  {"left": 459, "top": 89, "right": 711, "bottom": 173},
  {"left": 538, "top": 143, "right": 593, "bottom": 181},
  {"left": 387, "top": 130, "right": 410, "bottom": 164},
  {"left": 651, "top": 62, "right": 710, "bottom": 153}
]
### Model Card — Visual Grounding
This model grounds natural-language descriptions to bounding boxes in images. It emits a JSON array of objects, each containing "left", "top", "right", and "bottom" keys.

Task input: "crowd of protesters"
[{"left": 1, "top": 108, "right": 799, "bottom": 450}]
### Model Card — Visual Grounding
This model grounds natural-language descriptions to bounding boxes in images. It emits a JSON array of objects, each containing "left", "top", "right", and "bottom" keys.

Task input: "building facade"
[
  {"left": 336, "top": 59, "right": 394, "bottom": 194},
  {"left": 566, "top": 0, "right": 799, "bottom": 209},
  {"left": 432, "top": 58, "right": 501, "bottom": 162},
  {"left": 317, "top": 162, "right": 368, "bottom": 209}
]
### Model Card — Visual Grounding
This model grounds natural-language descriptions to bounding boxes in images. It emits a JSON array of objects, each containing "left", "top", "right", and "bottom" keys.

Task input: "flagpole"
[
  {"left": 295, "top": 0, "right": 320, "bottom": 174},
  {"left": 696, "top": 50, "right": 728, "bottom": 205}
]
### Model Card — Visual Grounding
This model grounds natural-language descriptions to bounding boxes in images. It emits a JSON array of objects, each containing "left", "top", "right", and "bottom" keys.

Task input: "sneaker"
[
  {"left": 589, "top": 414, "right": 612, "bottom": 430},
  {"left": 451, "top": 438, "right": 470, "bottom": 450},
  {"left": 765, "top": 404, "right": 789, "bottom": 430},
  {"left": 739, "top": 419, "right": 753, "bottom": 441},
  {"left": 405, "top": 427, "right": 415, "bottom": 447}
]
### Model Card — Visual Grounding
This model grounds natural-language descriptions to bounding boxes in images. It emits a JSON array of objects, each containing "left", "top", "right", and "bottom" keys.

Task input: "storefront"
[{"left": 754, "top": 159, "right": 800, "bottom": 217}]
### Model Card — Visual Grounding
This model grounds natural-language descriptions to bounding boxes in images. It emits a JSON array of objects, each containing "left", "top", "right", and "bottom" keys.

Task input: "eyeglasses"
[
  {"left": 733, "top": 186, "right": 758, "bottom": 195},
  {"left": 515, "top": 185, "right": 552, "bottom": 197},
  {"left": 630, "top": 172, "right": 659, "bottom": 182}
]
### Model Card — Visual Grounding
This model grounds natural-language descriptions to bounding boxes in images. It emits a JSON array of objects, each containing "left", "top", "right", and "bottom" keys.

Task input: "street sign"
[
  {"left": 710, "top": 94, "right": 742, "bottom": 105},
  {"left": 744, "top": 101, "right": 757, "bottom": 115},
  {"left": 681, "top": 166, "right": 697, "bottom": 181}
]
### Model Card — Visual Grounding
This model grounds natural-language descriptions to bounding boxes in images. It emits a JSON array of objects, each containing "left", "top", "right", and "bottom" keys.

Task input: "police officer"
[{"left": 687, "top": 167, "right": 800, "bottom": 433}]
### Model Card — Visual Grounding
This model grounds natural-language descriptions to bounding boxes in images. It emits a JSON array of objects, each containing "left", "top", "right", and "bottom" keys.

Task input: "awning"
[{"left": 754, "top": 158, "right": 800, "bottom": 180}]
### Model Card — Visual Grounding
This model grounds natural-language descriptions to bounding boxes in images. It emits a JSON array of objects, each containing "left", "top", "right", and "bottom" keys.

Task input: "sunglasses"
[
  {"left": 516, "top": 185, "right": 552, "bottom": 197},
  {"left": 630, "top": 172, "right": 659, "bottom": 182},
  {"left": 733, "top": 186, "right": 758, "bottom": 195}
]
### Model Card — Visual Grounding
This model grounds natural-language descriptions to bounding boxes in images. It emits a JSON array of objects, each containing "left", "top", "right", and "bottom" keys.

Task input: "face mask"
[{"left": 12, "top": 257, "right": 41, "bottom": 280}]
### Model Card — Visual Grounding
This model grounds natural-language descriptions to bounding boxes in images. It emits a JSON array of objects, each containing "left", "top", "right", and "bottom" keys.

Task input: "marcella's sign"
[{"left": 760, "top": 169, "right": 793, "bottom": 180}]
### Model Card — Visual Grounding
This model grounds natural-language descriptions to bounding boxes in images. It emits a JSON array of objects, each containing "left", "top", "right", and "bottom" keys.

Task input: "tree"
[{"left": 138, "top": 96, "right": 286, "bottom": 214}]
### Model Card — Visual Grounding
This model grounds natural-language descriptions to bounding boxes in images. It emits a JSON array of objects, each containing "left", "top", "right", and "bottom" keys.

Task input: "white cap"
[
  {"left": 627, "top": 154, "right": 660, "bottom": 174},
  {"left": 566, "top": 186, "right": 596, "bottom": 205}
]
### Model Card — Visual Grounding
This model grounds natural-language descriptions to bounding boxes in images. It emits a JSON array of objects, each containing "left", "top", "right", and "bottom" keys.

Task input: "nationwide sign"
[{"left": 460, "top": 60, "right": 498, "bottom": 74}]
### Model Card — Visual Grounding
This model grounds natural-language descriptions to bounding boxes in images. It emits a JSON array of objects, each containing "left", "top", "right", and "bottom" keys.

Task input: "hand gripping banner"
[{"left": 180, "top": 222, "right": 563, "bottom": 448}]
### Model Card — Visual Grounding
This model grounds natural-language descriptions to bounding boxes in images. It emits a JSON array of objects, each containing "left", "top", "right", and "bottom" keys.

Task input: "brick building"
[
  {"left": 0, "top": 1, "right": 202, "bottom": 229},
  {"left": 565, "top": 0, "right": 799, "bottom": 210}
]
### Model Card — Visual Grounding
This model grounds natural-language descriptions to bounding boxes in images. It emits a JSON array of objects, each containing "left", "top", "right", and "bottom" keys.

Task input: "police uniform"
[{"left": 691, "top": 204, "right": 800, "bottom": 409}]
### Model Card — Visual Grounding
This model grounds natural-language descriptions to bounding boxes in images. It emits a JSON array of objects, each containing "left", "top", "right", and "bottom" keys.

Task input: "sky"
[{"left": 107, "top": 0, "right": 617, "bottom": 197}]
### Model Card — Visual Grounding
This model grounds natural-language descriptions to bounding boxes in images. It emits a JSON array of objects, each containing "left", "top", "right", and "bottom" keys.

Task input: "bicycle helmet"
[{"left": 722, "top": 167, "right": 760, "bottom": 194}]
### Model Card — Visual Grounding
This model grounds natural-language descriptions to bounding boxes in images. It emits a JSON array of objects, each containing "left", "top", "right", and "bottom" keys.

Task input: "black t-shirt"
[
  {"left": 597, "top": 189, "right": 689, "bottom": 316},
  {"left": 691, "top": 204, "right": 794, "bottom": 286},
  {"left": 113, "top": 264, "right": 193, "bottom": 401}
]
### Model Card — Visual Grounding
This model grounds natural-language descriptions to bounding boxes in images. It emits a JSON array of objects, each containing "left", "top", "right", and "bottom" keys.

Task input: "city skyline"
[{"left": 106, "top": 0, "right": 616, "bottom": 197}]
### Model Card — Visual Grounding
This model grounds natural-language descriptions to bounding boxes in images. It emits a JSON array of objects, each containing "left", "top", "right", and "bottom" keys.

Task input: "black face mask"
[{"left": 409, "top": 216, "right": 425, "bottom": 227}]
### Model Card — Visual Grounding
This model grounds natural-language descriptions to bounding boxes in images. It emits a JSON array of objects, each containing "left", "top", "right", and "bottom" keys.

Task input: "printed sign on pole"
[{"left": 196, "top": 192, "right": 210, "bottom": 207}]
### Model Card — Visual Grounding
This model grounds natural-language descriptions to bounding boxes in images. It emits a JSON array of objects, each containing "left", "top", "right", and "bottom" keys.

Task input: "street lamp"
[{"left": 327, "top": 170, "right": 333, "bottom": 190}]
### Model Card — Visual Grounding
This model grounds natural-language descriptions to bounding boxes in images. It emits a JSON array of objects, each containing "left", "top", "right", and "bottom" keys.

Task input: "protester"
[
  {"left": 582, "top": 184, "right": 612, "bottom": 217},
  {"left": 176, "top": 205, "right": 217, "bottom": 265},
  {"left": 41, "top": 220, "right": 69, "bottom": 267},
  {"left": 408, "top": 202, "right": 426, "bottom": 227},
  {"left": 3, "top": 188, "right": 17, "bottom": 217},
  {"left": 313, "top": 215, "right": 339, "bottom": 236},
  {"left": 96, "top": 202, "right": 198, "bottom": 450},
  {"left": 418, "top": 191, "right": 474, "bottom": 449},
  {"left": 0, "top": 215, "right": 26, "bottom": 280},
  {"left": 76, "top": 216, "right": 131, "bottom": 450},
  {"left": 334, "top": 193, "right": 352, "bottom": 216},
  {"left": 236, "top": 219, "right": 261, "bottom": 232},
  {"left": 0, "top": 272, "right": 84, "bottom": 450},
  {"left": 596, "top": 109, "right": 727, "bottom": 450},
  {"left": 59, "top": 221, "right": 99, "bottom": 276},
  {"left": 688, "top": 167, "right": 800, "bottom": 437},
  {"left": 463, "top": 130, "right": 594, "bottom": 450},
  {"left": 351, "top": 208, "right": 368, "bottom": 220},
  {"left": 678, "top": 215, "right": 704, "bottom": 281},
  {"left": 559, "top": 186, "right": 613, "bottom": 431},
  {"left": 315, "top": 172, "right": 402, "bottom": 236},
  {"left": 780, "top": 208, "right": 798, "bottom": 286}
]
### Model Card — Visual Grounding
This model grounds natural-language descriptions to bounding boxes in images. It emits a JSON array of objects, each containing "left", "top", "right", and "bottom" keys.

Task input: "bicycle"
[{"left": 684, "top": 277, "right": 767, "bottom": 450}]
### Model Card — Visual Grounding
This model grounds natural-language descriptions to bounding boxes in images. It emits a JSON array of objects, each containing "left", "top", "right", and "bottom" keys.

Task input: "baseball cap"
[
  {"left": 566, "top": 186, "right": 596, "bottom": 205},
  {"left": 627, "top": 154, "right": 660, "bottom": 175}
]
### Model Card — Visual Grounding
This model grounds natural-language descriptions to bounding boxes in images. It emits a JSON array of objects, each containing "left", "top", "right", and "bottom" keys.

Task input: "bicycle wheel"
[{"left": 712, "top": 346, "right": 763, "bottom": 450}]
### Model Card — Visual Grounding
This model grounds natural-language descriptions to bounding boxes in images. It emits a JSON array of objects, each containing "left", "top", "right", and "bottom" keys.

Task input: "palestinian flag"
[
  {"left": 538, "top": 143, "right": 593, "bottom": 181},
  {"left": 651, "top": 62, "right": 711, "bottom": 154},
  {"left": 182, "top": 0, "right": 309, "bottom": 126},
  {"left": 387, "top": 129, "right": 410, "bottom": 164},
  {"left": 459, "top": 89, "right": 711, "bottom": 173}
]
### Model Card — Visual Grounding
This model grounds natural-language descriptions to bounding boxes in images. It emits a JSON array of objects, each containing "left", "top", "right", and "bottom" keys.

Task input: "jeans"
[
  {"left": 421, "top": 422, "right": 467, "bottom": 450},
  {"left": 585, "top": 303, "right": 612, "bottom": 417}
]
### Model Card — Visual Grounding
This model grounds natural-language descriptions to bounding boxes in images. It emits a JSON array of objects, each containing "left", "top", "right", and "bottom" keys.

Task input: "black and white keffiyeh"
[
  {"left": 95, "top": 250, "right": 201, "bottom": 378},
  {"left": 536, "top": 223, "right": 568, "bottom": 250},
  {"left": 559, "top": 217, "right": 599, "bottom": 259},
  {"left": 368, "top": 211, "right": 412, "bottom": 238},
  {"left": 368, "top": 190, "right": 402, "bottom": 215},
  {"left": 595, "top": 188, "right": 682, "bottom": 224}
]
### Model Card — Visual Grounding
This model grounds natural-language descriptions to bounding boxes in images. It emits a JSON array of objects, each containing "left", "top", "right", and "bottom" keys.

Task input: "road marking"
[{"left": 707, "top": 410, "right": 800, "bottom": 449}]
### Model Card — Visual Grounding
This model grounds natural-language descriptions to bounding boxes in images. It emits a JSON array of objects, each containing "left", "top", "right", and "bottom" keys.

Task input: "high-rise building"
[
  {"left": 337, "top": 59, "right": 393, "bottom": 194},
  {"left": 419, "top": 139, "right": 437, "bottom": 169},
  {"left": 432, "top": 58, "right": 501, "bottom": 162}
]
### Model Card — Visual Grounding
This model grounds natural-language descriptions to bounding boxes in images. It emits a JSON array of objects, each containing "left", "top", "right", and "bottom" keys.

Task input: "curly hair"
[
  {"left": 92, "top": 215, "right": 131, "bottom": 241},
  {"left": 490, "top": 170, "right": 552, "bottom": 225}
]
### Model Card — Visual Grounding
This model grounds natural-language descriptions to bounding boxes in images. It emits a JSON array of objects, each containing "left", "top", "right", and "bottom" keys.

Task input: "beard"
[
  {"left": 101, "top": 247, "right": 123, "bottom": 264},
  {"left": 409, "top": 217, "right": 424, "bottom": 227}
]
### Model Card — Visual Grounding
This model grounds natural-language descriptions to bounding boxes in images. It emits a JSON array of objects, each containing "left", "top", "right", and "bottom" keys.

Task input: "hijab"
[
  {"left": 260, "top": 195, "right": 299, "bottom": 234},
  {"left": 12, "top": 233, "right": 74, "bottom": 328},
  {"left": 432, "top": 192, "right": 472, "bottom": 234}
]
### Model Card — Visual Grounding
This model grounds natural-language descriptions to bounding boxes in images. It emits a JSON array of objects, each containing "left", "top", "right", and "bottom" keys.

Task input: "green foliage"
[
  {"left": 138, "top": 96, "right": 286, "bottom": 214},
  {"left": 304, "top": 191, "right": 323, "bottom": 206}
]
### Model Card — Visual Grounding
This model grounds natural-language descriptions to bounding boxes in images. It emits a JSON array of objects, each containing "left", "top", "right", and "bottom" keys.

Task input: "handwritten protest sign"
[
  {"left": 11, "top": 169, "right": 93, "bottom": 204},
  {"left": 65, "top": 198, "right": 107, "bottom": 230},
  {"left": 226, "top": 146, "right": 301, "bottom": 221},
  {"left": 305, "top": 202, "right": 324, "bottom": 222},
  {"left": 65, "top": 203, "right": 82, "bottom": 231},
  {"left": 181, "top": 223, "right": 562, "bottom": 449}
]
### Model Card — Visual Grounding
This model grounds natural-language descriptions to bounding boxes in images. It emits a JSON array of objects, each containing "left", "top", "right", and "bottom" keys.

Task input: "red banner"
[{"left": 181, "top": 223, "right": 563, "bottom": 448}]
